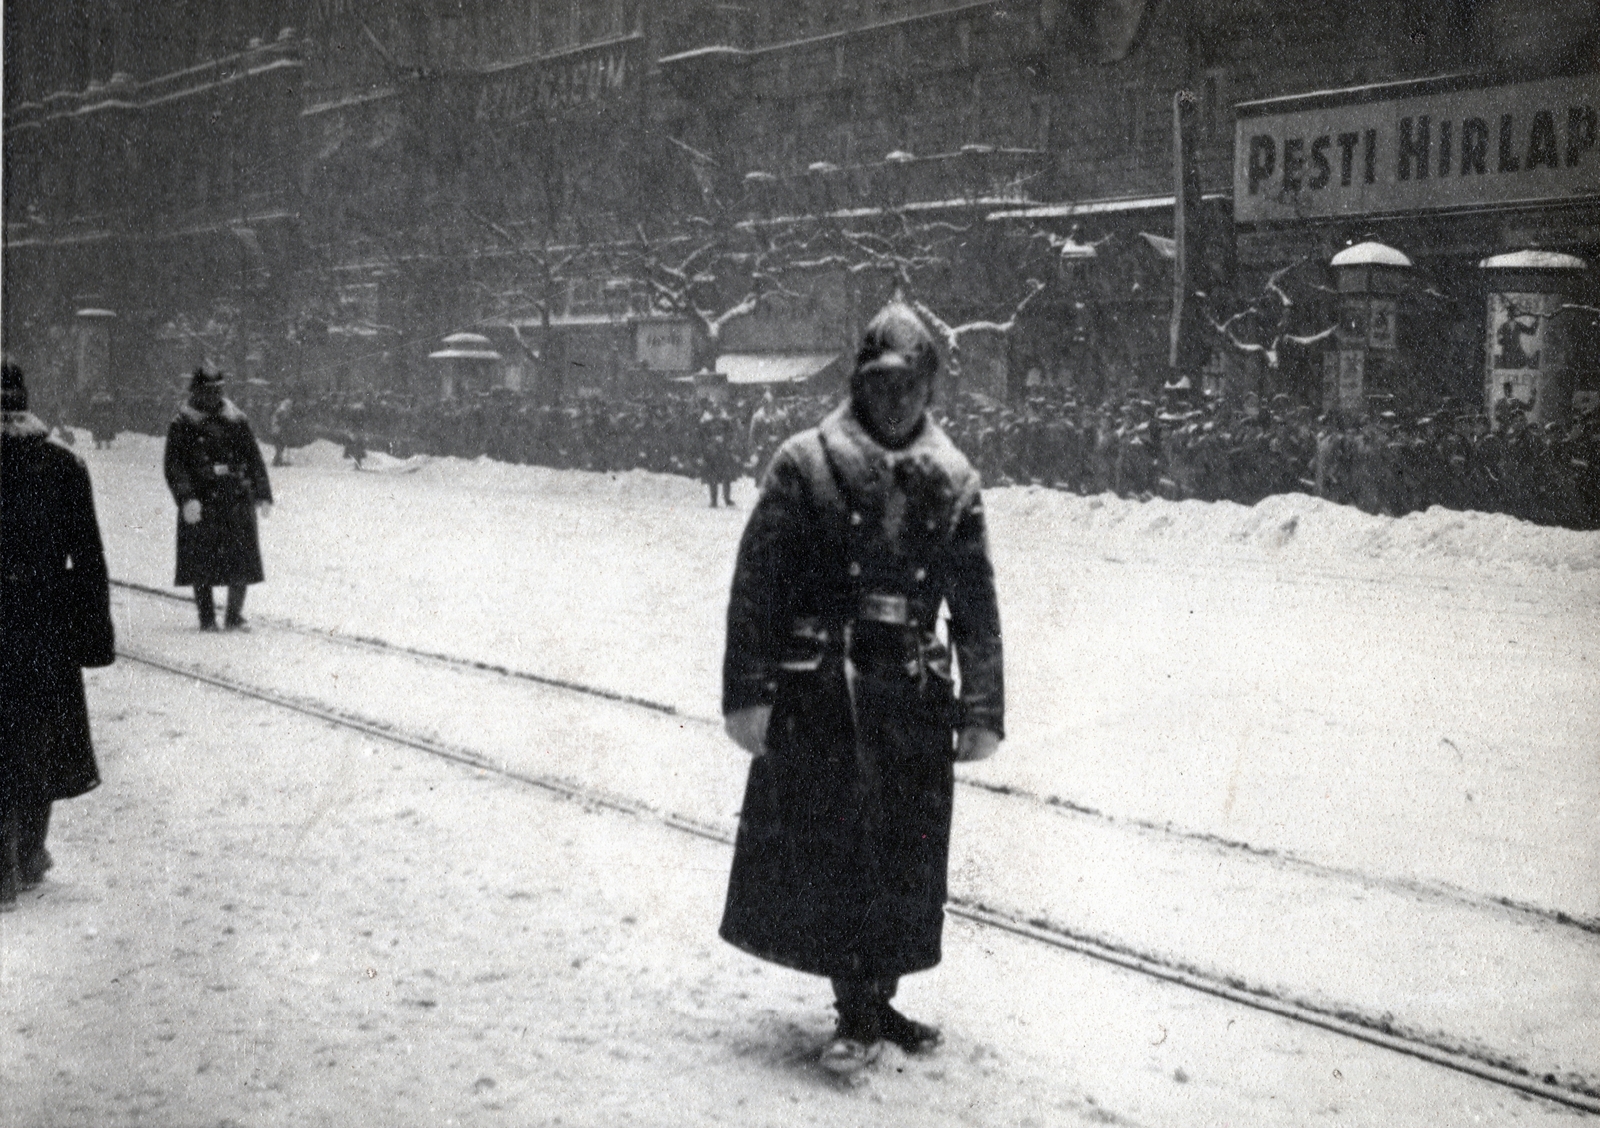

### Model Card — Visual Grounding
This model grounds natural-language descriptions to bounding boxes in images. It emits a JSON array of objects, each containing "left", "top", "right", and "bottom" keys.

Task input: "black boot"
[
  {"left": 18, "top": 802, "right": 51, "bottom": 889},
  {"left": 822, "top": 979, "right": 884, "bottom": 1074},
  {"left": 0, "top": 805, "right": 20, "bottom": 908},
  {"left": 876, "top": 1002, "right": 942, "bottom": 1054},
  {"left": 195, "top": 586, "right": 218, "bottom": 631},
  {"left": 224, "top": 584, "right": 248, "bottom": 631},
  {"left": 873, "top": 979, "right": 941, "bottom": 1054}
]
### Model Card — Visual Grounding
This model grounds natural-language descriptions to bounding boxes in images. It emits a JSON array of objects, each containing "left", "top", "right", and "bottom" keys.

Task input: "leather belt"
[{"left": 858, "top": 592, "right": 908, "bottom": 625}]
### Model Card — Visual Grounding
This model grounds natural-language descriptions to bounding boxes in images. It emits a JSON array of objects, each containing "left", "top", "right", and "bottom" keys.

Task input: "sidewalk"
[{"left": 2, "top": 648, "right": 1585, "bottom": 1126}]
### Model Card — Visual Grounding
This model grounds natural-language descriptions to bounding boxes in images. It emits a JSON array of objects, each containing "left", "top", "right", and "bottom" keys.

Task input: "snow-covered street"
[
  {"left": 89, "top": 434, "right": 1600, "bottom": 920},
  {"left": 4, "top": 431, "right": 1598, "bottom": 1124},
  {"left": 9, "top": 654, "right": 1580, "bottom": 1128}
]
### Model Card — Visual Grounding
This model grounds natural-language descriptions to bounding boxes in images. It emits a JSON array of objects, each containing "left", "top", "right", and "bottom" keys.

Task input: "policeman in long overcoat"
[
  {"left": 164, "top": 367, "right": 273, "bottom": 630},
  {"left": 719, "top": 301, "right": 1004, "bottom": 1072},
  {"left": 1, "top": 363, "right": 115, "bottom": 906}
]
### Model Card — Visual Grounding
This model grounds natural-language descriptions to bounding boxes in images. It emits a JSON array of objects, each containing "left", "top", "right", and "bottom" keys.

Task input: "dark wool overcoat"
[
  {"left": 720, "top": 401, "right": 1003, "bottom": 980},
  {"left": 698, "top": 410, "right": 742, "bottom": 485},
  {"left": 164, "top": 400, "right": 273, "bottom": 586},
  {"left": 1, "top": 412, "right": 114, "bottom": 806}
]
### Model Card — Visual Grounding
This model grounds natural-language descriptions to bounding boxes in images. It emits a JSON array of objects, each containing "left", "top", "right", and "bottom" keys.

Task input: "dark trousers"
[
  {"left": 0, "top": 800, "right": 51, "bottom": 903},
  {"left": 195, "top": 584, "right": 247, "bottom": 626},
  {"left": 831, "top": 976, "right": 900, "bottom": 1019}
]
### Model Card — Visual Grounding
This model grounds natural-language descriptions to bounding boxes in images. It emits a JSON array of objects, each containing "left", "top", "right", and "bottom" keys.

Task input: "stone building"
[{"left": 4, "top": 1, "right": 1596, "bottom": 418}]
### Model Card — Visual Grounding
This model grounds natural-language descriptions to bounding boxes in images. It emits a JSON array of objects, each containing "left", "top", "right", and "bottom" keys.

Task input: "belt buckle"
[
  {"left": 212, "top": 463, "right": 231, "bottom": 476},
  {"left": 859, "top": 592, "right": 908, "bottom": 625}
]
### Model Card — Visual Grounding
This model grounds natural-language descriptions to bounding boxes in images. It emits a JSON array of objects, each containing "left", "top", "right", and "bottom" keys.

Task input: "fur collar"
[
  {"left": 1, "top": 410, "right": 49, "bottom": 438},
  {"left": 816, "top": 401, "right": 980, "bottom": 541},
  {"left": 178, "top": 398, "right": 247, "bottom": 424},
  {"left": 818, "top": 401, "right": 974, "bottom": 489}
]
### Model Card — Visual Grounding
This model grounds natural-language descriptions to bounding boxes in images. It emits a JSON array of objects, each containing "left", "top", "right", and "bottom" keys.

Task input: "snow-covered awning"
[
  {"left": 715, "top": 353, "right": 839, "bottom": 385},
  {"left": 988, "top": 192, "right": 1229, "bottom": 221},
  {"left": 1139, "top": 232, "right": 1175, "bottom": 260},
  {"left": 1331, "top": 242, "right": 1411, "bottom": 268},
  {"left": 429, "top": 349, "right": 501, "bottom": 360},
  {"left": 1479, "top": 250, "right": 1589, "bottom": 271}
]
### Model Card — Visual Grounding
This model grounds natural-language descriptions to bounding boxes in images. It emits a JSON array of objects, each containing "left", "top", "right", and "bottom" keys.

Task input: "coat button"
[
  {"left": 914, "top": 568, "right": 926, "bottom": 582},
  {"left": 850, "top": 511, "right": 863, "bottom": 525},
  {"left": 848, "top": 562, "right": 861, "bottom": 577}
]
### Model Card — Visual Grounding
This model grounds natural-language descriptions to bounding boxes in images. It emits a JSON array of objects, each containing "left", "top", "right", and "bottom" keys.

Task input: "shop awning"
[{"left": 715, "top": 352, "right": 839, "bottom": 385}]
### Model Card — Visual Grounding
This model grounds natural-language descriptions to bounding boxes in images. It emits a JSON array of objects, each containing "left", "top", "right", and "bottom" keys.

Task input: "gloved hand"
[
  {"left": 954, "top": 726, "right": 1001, "bottom": 763},
  {"left": 256, "top": 501, "right": 273, "bottom": 519},
  {"left": 181, "top": 499, "right": 202, "bottom": 525},
  {"left": 725, "top": 705, "right": 772, "bottom": 757}
]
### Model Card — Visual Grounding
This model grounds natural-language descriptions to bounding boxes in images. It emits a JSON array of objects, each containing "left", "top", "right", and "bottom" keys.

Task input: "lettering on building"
[
  {"left": 635, "top": 320, "right": 692, "bottom": 371},
  {"left": 474, "top": 40, "right": 636, "bottom": 124},
  {"left": 1235, "top": 74, "right": 1598, "bottom": 223}
]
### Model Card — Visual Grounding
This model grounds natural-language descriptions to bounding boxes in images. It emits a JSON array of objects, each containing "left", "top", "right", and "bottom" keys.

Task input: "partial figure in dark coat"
[
  {"left": 1, "top": 363, "right": 115, "bottom": 908},
  {"left": 698, "top": 402, "right": 740, "bottom": 507},
  {"left": 719, "top": 301, "right": 1004, "bottom": 1074},
  {"left": 163, "top": 366, "right": 273, "bottom": 631},
  {"left": 87, "top": 390, "right": 118, "bottom": 449}
]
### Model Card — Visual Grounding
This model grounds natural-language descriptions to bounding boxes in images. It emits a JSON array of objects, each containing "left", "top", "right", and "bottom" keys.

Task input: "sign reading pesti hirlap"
[{"left": 1234, "top": 73, "right": 1598, "bottom": 224}]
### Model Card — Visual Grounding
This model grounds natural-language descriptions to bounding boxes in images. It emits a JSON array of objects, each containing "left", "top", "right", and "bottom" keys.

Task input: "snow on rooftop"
[
  {"left": 1331, "top": 241, "right": 1412, "bottom": 268},
  {"left": 1479, "top": 250, "right": 1590, "bottom": 271}
]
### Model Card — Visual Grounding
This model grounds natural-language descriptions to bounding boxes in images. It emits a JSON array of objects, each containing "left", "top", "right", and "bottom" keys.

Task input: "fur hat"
[
  {"left": 854, "top": 300, "right": 938, "bottom": 386},
  {"left": 1, "top": 360, "right": 27, "bottom": 412}
]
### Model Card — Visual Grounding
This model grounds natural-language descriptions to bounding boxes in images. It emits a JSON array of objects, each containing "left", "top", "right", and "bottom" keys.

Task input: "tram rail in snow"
[{"left": 108, "top": 604, "right": 1600, "bottom": 1116}]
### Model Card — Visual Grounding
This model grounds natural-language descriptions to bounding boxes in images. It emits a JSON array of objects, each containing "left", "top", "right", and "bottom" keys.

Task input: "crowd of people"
[
  {"left": 57, "top": 377, "right": 1600, "bottom": 530},
  {"left": 263, "top": 384, "right": 1599, "bottom": 530}
]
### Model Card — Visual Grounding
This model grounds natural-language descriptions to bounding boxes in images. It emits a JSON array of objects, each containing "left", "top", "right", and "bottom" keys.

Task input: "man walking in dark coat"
[
  {"left": 719, "top": 301, "right": 1004, "bottom": 1074},
  {"left": 163, "top": 366, "right": 273, "bottom": 630},
  {"left": 1, "top": 363, "right": 116, "bottom": 907}
]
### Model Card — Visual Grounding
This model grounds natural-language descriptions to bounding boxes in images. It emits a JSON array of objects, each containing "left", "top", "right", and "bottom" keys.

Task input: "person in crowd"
[
  {"left": 163, "top": 366, "right": 273, "bottom": 631},
  {"left": 697, "top": 399, "right": 740, "bottom": 507},
  {"left": 1, "top": 362, "right": 116, "bottom": 908},
  {"left": 718, "top": 301, "right": 1005, "bottom": 1074},
  {"left": 87, "top": 390, "right": 118, "bottom": 449},
  {"left": 747, "top": 388, "right": 788, "bottom": 484},
  {"left": 269, "top": 395, "right": 298, "bottom": 467}
]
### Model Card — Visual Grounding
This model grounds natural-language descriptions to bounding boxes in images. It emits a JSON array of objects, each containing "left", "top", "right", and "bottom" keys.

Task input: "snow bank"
[
  {"left": 120, "top": 431, "right": 1600, "bottom": 572},
  {"left": 988, "top": 485, "right": 1600, "bottom": 574}
]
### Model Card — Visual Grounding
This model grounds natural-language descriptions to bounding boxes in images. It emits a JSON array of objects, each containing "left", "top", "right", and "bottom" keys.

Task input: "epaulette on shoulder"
[{"left": 776, "top": 426, "right": 841, "bottom": 509}]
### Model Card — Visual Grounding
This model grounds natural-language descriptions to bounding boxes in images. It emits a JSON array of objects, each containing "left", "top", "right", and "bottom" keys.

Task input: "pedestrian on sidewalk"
[
  {"left": 719, "top": 300, "right": 1005, "bottom": 1073},
  {"left": 163, "top": 366, "right": 274, "bottom": 631},
  {"left": 1, "top": 362, "right": 116, "bottom": 908}
]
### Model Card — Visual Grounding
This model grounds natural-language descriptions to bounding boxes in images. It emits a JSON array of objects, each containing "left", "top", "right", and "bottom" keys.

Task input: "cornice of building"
[{"left": 4, "top": 32, "right": 304, "bottom": 135}]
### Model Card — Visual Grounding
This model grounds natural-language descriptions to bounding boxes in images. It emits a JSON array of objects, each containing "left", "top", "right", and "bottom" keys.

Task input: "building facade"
[{"left": 4, "top": 1, "right": 1596, "bottom": 418}]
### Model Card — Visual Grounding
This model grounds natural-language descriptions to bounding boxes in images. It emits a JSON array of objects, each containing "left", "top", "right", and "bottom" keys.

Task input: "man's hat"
[
  {"left": 190, "top": 364, "right": 225, "bottom": 389},
  {"left": 855, "top": 300, "right": 938, "bottom": 384},
  {"left": 2, "top": 360, "right": 27, "bottom": 412}
]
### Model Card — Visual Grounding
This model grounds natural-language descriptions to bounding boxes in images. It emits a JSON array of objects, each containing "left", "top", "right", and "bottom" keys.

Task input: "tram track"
[
  {"left": 110, "top": 611, "right": 1600, "bottom": 1115},
  {"left": 109, "top": 577, "right": 1600, "bottom": 939}
]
